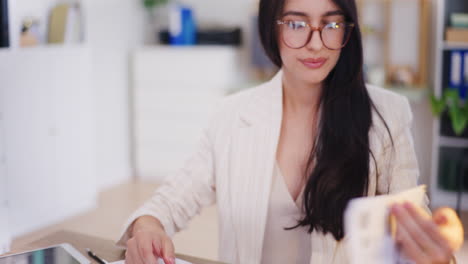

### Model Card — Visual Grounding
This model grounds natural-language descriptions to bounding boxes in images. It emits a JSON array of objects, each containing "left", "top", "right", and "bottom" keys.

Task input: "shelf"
[
  {"left": 139, "top": 45, "right": 240, "bottom": 52},
  {"left": 439, "top": 136, "right": 468, "bottom": 148},
  {"left": 0, "top": 44, "right": 87, "bottom": 54},
  {"left": 444, "top": 41, "right": 468, "bottom": 50}
]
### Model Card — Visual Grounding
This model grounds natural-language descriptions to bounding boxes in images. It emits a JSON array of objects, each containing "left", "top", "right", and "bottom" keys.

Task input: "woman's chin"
[
  {"left": 295, "top": 68, "right": 327, "bottom": 85},
  {"left": 285, "top": 67, "right": 327, "bottom": 87},
  {"left": 301, "top": 76, "right": 327, "bottom": 86}
]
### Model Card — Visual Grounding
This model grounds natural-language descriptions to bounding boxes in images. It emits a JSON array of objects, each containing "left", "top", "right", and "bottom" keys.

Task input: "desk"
[{"left": 4, "top": 230, "right": 225, "bottom": 264}]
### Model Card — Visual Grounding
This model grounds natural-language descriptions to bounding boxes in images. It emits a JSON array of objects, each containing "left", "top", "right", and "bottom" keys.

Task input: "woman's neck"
[{"left": 282, "top": 71, "right": 322, "bottom": 116}]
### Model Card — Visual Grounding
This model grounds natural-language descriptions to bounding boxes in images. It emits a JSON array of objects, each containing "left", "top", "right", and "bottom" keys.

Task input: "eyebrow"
[{"left": 282, "top": 10, "right": 344, "bottom": 18}]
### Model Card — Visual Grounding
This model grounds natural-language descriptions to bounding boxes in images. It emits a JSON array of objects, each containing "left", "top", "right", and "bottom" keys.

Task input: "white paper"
[
  {"left": 344, "top": 185, "right": 427, "bottom": 264},
  {"left": 109, "top": 258, "right": 193, "bottom": 264}
]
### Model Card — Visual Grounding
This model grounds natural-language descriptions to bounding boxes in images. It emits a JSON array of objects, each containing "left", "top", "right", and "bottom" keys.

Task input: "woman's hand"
[
  {"left": 391, "top": 202, "right": 454, "bottom": 264},
  {"left": 125, "top": 216, "right": 176, "bottom": 264}
]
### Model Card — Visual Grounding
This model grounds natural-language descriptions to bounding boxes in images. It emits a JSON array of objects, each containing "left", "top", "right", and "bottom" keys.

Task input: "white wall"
[
  {"left": 360, "top": 0, "right": 422, "bottom": 76},
  {"left": 388, "top": 0, "right": 421, "bottom": 72}
]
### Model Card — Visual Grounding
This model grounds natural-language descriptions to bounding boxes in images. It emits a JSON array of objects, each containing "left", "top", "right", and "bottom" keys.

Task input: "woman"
[{"left": 118, "top": 0, "right": 456, "bottom": 263}]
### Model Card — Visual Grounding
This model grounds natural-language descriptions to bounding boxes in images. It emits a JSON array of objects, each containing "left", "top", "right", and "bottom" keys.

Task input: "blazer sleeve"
[
  {"left": 116, "top": 124, "right": 217, "bottom": 247},
  {"left": 377, "top": 97, "right": 430, "bottom": 210}
]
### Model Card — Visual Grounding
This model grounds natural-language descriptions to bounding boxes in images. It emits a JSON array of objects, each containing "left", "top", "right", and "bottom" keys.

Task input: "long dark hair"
[{"left": 258, "top": 0, "right": 392, "bottom": 240}]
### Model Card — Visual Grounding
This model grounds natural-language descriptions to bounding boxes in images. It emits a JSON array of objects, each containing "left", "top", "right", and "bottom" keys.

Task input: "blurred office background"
[{"left": 0, "top": 0, "right": 467, "bottom": 262}]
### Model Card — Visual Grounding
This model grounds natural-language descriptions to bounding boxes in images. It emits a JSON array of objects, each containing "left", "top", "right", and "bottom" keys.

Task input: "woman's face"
[{"left": 278, "top": 0, "right": 345, "bottom": 85}]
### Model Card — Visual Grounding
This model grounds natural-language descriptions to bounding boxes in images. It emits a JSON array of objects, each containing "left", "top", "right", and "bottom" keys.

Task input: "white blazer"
[{"left": 118, "top": 70, "right": 426, "bottom": 264}]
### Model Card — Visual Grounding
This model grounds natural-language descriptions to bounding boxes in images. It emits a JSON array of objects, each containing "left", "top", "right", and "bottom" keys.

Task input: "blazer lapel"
[{"left": 228, "top": 71, "right": 283, "bottom": 263}]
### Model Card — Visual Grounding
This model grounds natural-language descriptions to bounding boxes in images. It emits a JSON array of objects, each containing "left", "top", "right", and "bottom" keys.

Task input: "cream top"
[{"left": 261, "top": 163, "right": 312, "bottom": 264}]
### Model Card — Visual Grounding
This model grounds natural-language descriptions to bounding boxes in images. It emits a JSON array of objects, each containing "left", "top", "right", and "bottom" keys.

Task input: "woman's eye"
[
  {"left": 325, "top": 22, "right": 342, "bottom": 29},
  {"left": 287, "top": 21, "right": 306, "bottom": 30}
]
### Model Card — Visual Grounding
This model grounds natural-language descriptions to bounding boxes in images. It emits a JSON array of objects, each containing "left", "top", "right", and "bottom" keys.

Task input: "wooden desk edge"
[{"left": 2, "top": 230, "right": 226, "bottom": 264}]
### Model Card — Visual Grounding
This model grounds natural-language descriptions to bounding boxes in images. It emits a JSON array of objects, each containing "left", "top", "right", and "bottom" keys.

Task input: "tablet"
[{"left": 0, "top": 243, "right": 90, "bottom": 264}]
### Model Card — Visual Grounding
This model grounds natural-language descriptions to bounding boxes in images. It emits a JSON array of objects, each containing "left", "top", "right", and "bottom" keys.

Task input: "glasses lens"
[
  {"left": 322, "top": 22, "right": 351, "bottom": 50},
  {"left": 282, "top": 21, "right": 310, "bottom": 48}
]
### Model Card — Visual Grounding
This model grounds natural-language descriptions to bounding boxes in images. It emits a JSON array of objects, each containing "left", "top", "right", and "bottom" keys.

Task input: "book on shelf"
[
  {"left": 48, "top": 3, "right": 83, "bottom": 44},
  {"left": 449, "top": 50, "right": 468, "bottom": 99},
  {"left": 0, "top": 0, "right": 9, "bottom": 48},
  {"left": 446, "top": 27, "right": 468, "bottom": 43},
  {"left": 465, "top": 51, "right": 468, "bottom": 98}
]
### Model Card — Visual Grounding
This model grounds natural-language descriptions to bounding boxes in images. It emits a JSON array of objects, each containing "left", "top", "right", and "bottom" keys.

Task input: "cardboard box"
[{"left": 446, "top": 27, "right": 468, "bottom": 42}]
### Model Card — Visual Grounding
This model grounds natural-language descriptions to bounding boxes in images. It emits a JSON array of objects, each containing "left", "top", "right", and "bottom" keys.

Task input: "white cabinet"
[
  {"left": 132, "top": 46, "right": 240, "bottom": 181},
  {"left": 0, "top": 46, "right": 97, "bottom": 236}
]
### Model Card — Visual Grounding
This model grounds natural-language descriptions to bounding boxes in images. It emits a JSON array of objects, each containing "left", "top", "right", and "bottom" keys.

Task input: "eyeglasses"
[{"left": 276, "top": 20, "right": 355, "bottom": 50}]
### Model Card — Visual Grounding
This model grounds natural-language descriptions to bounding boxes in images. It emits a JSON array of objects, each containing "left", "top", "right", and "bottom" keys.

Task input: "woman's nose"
[{"left": 306, "top": 30, "right": 324, "bottom": 51}]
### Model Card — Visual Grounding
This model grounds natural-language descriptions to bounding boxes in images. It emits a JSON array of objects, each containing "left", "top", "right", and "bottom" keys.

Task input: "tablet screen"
[{"left": 0, "top": 246, "right": 81, "bottom": 264}]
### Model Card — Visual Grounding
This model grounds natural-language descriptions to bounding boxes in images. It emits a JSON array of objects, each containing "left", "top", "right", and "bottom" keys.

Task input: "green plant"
[
  {"left": 143, "top": 0, "right": 168, "bottom": 10},
  {"left": 430, "top": 89, "right": 468, "bottom": 136}
]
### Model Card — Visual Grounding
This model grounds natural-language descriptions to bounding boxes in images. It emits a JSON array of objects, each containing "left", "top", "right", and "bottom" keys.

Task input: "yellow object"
[
  {"left": 433, "top": 207, "right": 464, "bottom": 251},
  {"left": 390, "top": 206, "right": 464, "bottom": 252},
  {"left": 48, "top": 4, "right": 69, "bottom": 43}
]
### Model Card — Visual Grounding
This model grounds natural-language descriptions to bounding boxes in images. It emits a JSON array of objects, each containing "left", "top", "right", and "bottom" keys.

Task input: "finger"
[
  {"left": 404, "top": 203, "right": 453, "bottom": 257},
  {"left": 137, "top": 235, "right": 158, "bottom": 264},
  {"left": 124, "top": 250, "right": 131, "bottom": 264},
  {"left": 392, "top": 203, "right": 441, "bottom": 255},
  {"left": 161, "top": 237, "right": 176, "bottom": 264},
  {"left": 126, "top": 246, "right": 144, "bottom": 264},
  {"left": 153, "top": 238, "right": 175, "bottom": 264},
  {"left": 126, "top": 239, "right": 144, "bottom": 264},
  {"left": 152, "top": 237, "right": 163, "bottom": 258},
  {"left": 395, "top": 220, "right": 430, "bottom": 264}
]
